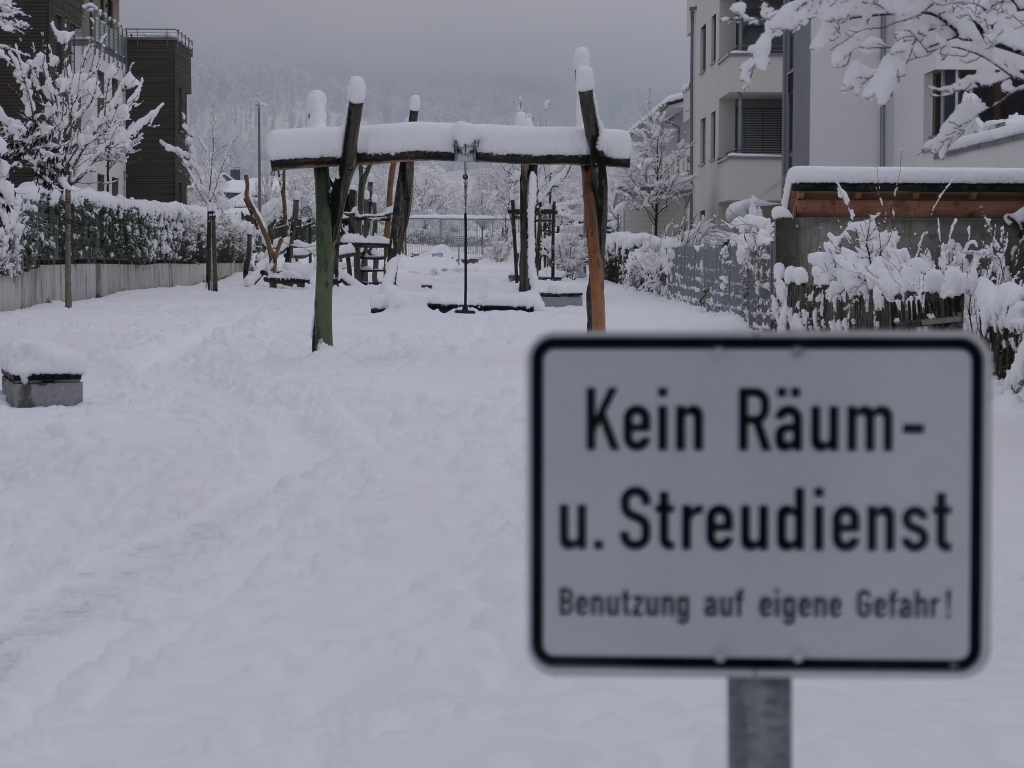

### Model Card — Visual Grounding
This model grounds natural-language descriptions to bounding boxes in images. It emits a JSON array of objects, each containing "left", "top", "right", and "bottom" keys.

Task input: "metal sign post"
[{"left": 530, "top": 335, "right": 988, "bottom": 767}]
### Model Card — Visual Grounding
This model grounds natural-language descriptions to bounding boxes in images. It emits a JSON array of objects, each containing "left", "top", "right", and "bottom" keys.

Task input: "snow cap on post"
[
  {"left": 575, "top": 65, "right": 595, "bottom": 93},
  {"left": 347, "top": 76, "right": 366, "bottom": 105},
  {"left": 305, "top": 90, "right": 328, "bottom": 128},
  {"left": 515, "top": 110, "right": 534, "bottom": 127},
  {"left": 409, "top": 95, "right": 421, "bottom": 113},
  {"left": 573, "top": 47, "right": 590, "bottom": 70}
]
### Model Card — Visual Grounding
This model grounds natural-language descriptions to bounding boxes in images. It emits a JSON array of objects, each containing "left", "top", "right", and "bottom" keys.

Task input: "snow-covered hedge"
[
  {"left": 778, "top": 214, "right": 1024, "bottom": 388},
  {"left": 2, "top": 188, "right": 252, "bottom": 277},
  {"left": 606, "top": 231, "right": 676, "bottom": 294}
]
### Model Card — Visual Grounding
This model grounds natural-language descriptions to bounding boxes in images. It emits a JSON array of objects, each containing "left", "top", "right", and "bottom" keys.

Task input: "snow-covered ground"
[{"left": 0, "top": 267, "right": 1021, "bottom": 767}]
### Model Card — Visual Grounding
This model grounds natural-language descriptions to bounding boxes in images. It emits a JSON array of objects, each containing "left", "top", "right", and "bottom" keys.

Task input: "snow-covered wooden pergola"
[{"left": 266, "top": 49, "right": 631, "bottom": 351}]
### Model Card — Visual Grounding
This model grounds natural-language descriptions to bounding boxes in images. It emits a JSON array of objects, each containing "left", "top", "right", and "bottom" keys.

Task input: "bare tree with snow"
[
  {"left": 161, "top": 111, "right": 239, "bottom": 208},
  {"left": 736, "top": 0, "right": 1024, "bottom": 156},
  {"left": 615, "top": 99, "right": 692, "bottom": 237}
]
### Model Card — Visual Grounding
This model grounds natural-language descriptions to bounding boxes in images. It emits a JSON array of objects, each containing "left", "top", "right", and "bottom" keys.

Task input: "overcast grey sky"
[{"left": 129, "top": 0, "right": 689, "bottom": 125}]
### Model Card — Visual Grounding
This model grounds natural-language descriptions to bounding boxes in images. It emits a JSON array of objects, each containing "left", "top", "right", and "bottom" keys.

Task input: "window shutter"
[{"left": 741, "top": 102, "right": 782, "bottom": 154}]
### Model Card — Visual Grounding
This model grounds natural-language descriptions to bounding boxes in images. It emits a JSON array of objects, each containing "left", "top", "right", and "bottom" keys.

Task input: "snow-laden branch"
[{"left": 735, "top": 0, "right": 1024, "bottom": 156}]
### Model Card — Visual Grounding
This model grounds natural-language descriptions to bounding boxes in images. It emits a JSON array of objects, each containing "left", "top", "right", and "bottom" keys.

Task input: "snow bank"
[{"left": 0, "top": 339, "right": 86, "bottom": 382}]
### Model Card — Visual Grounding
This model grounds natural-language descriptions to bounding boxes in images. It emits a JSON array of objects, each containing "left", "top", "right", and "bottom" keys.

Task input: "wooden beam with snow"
[
  {"left": 271, "top": 148, "right": 630, "bottom": 171},
  {"left": 269, "top": 121, "right": 632, "bottom": 172}
]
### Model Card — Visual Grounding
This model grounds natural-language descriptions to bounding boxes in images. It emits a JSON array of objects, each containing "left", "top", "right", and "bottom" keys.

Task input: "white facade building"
[
  {"left": 686, "top": 1, "right": 784, "bottom": 222},
  {"left": 686, "top": 1, "right": 1024, "bottom": 223}
]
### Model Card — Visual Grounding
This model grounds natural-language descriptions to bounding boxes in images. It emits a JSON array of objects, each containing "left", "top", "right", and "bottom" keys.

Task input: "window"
[
  {"left": 735, "top": 98, "right": 782, "bottom": 154},
  {"left": 700, "top": 210, "right": 706, "bottom": 219},
  {"left": 700, "top": 117, "right": 706, "bottom": 165},
  {"left": 700, "top": 25, "right": 707, "bottom": 72},
  {"left": 97, "top": 174, "right": 105, "bottom": 192},
  {"left": 734, "top": 0, "right": 783, "bottom": 53},
  {"left": 931, "top": 70, "right": 1024, "bottom": 135},
  {"left": 710, "top": 111, "right": 716, "bottom": 160},
  {"left": 711, "top": 15, "right": 717, "bottom": 61},
  {"left": 178, "top": 88, "right": 185, "bottom": 130},
  {"left": 112, "top": 178, "right": 118, "bottom": 196}
]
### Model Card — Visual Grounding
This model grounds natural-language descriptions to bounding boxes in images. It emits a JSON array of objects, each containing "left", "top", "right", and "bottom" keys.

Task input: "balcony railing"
[
  {"left": 75, "top": 10, "right": 127, "bottom": 65},
  {"left": 125, "top": 29, "right": 194, "bottom": 54}
]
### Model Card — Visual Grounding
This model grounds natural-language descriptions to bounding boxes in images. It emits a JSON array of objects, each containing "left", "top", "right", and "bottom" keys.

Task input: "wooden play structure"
[{"left": 265, "top": 48, "right": 630, "bottom": 351}]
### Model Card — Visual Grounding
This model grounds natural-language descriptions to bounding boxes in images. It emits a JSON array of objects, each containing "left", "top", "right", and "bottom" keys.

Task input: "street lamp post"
[{"left": 453, "top": 141, "right": 478, "bottom": 315}]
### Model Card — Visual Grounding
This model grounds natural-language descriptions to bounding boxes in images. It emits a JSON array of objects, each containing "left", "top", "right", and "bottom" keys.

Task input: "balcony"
[
  {"left": 75, "top": 9, "right": 127, "bottom": 66},
  {"left": 125, "top": 29, "right": 194, "bottom": 54}
]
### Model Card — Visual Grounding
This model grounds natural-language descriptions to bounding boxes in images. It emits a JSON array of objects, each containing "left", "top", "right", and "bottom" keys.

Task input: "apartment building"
[
  {"left": 785, "top": 21, "right": 1024, "bottom": 175},
  {"left": 0, "top": 2, "right": 192, "bottom": 202},
  {"left": 125, "top": 29, "right": 193, "bottom": 203},
  {"left": 686, "top": 0, "right": 784, "bottom": 222},
  {"left": 687, "top": 2, "right": 1024, "bottom": 223}
]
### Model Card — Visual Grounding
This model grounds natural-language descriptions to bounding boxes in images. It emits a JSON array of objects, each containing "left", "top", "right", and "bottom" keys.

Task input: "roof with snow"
[{"left": 781, "top": 166, "right": 1024, "bottom": 219}]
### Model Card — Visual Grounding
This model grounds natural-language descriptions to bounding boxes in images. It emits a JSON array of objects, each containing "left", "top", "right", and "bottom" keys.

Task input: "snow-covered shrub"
[
  {"left": 4, "top": 187, "right": 250, "bottom": 276},
  {"left": 606, "top": 231, "right": 676, "bottom": 295},
  {"left": 555, "top": 220, "right": 588, "bottom": 278}
]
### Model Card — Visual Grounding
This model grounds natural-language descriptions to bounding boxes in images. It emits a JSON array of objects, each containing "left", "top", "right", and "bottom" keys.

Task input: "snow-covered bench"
[{"left": 0, "top": 340, "right": 85, "bottom": 408}]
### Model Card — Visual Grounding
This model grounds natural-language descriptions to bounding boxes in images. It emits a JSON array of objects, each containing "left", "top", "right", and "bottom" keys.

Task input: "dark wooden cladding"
[
  {"left": 789, "top": 186, "right": 1024, "bottom": 219},
  {"left": 126, "top": 33, "right": 192, "bottom": 203},
  {"left": 0, "top": 0, "right": 85, "bottom": 184},
  {"left": 273, "top": 151, "right": 630, "bottom": 172}
]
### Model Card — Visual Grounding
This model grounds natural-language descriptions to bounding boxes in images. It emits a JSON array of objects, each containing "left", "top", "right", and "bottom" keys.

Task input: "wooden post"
[
  {"left": 205, "top": 207, "right": 214, "bottom": 289},
  {"left": 310, "top": 84, "right": 364, "bottom": 351},
  {"left": 64, "top": 188, "right": 72, "bottom": 308},
  {"left": 346, "top": 189, "right": 362, "bottom": 283},
  {"left": 382, "top": 161, "right": 397, "bottom": 258},
  {"left": 330, "top": 95, "right": 365, "bottom": 248},
  {"left": 578, "top": 85, "right": 607, "bottom": 331},
  {"left": 581, "top": 165, "right": 605, "bottom": 330},
  {"left": 518, "top": 165, "right": 530, "bottom": 292},
  {"left": 206, "top": 207, "right": 219, "bottom": 291},
  {"left": 280, "top": 170, "right": 289, "bottom": 261},
  {"left": 288, "top": 195, "right": 299, "bottom": 261},
  {"left": 388, "top": 103, "right": 420, "bottom": 257},
  {"left": 550, "top": 201, "right": 558, "bottom": 280},
  {"left": 509, "top": 200, "right": 520, "bottom": 280},
  {"left": 312, "top": 167, "right": 334, "bottom": 351},
  {"left": 244, "top": 233, "right": 253, "bottom": 277}
]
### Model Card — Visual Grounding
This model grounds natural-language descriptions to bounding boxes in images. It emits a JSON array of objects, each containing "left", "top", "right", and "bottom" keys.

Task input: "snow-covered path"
[{"left": 0, "top": 270, "right": 1020, "bottom": 767}]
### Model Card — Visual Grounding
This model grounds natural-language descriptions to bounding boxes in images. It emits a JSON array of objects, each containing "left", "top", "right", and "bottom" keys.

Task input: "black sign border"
[{"left": 531, "top": 335, "right": 986, "bottom": 671}]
